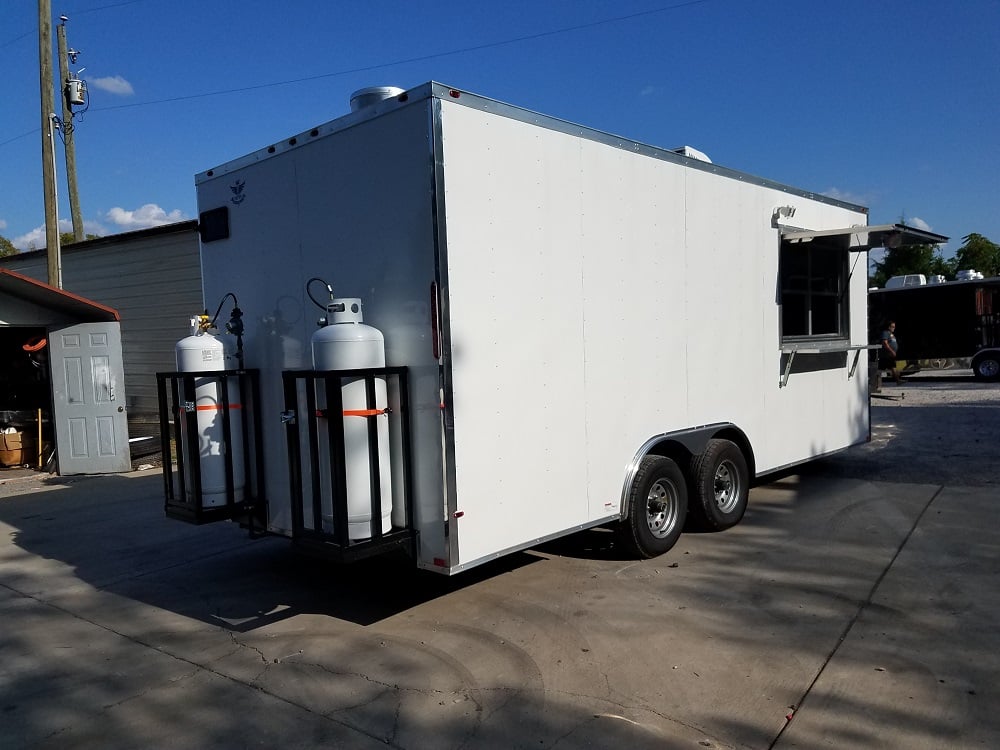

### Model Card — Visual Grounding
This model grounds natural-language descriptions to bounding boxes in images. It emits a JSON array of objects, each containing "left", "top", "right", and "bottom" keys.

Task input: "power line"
[
  {"left": 0, "top": 29, "right": 35, "bottom": 49},
  {"left": 0, "top": 0, "right": 149, "bottom": 49},
  {"left": 1, "top": 1, "right": 711, "bottom": 145},
  {"left": 74, "top": 0, "right": 150, "bottom": 14},
  {"left": 0, "top": 129, "right": 37, "bottom": 148},
  {"left": 93, "top": 0, "right": 711, "bottom": 112}
]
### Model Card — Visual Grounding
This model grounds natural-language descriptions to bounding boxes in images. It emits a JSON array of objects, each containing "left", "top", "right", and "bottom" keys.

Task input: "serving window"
[{"left": 780, "top": 241, "right": 849, "bottom": 341}]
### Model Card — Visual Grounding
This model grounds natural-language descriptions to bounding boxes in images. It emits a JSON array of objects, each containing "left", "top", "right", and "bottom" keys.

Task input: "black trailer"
[{"left": 868, "top": 278, "right": 1000, "bottom": 380}]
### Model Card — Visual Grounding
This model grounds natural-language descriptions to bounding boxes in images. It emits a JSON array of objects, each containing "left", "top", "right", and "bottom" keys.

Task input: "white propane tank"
[
  {"left": 311, "top": 298, "right": 392, "bottom": 540},
  {"left": 175, "top": 317, "right": 245, "bottom": 507}
]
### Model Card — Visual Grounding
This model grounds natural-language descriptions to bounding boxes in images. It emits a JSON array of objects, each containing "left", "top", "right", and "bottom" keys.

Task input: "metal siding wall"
[{"left": 0, "top": 227, "right": 202, "bottom": 432}]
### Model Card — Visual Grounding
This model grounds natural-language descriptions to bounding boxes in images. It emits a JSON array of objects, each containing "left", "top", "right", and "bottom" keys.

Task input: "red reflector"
[
  {"left": 433, "top": 557, "right": 447, "bottom": 567},
  {"left": 453, "top": 511, "right": 464, "bottom": 519},
  {"left": 449, "top": 89, "right": 460, "bottom": 98}
]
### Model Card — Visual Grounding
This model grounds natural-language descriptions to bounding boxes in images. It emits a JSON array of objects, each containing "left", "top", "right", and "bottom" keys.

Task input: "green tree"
[
  {"left": 16, "top": 232, "right": 100, "bottom": 252},
  {"left": 60, "top": 231, "right": 99, "bottom": 246},
  {"left": 954, "top": 233, "right": 1000, "bottom": 277},
  {"left": 0, "top": 235, "right": 16, "bottom": 258},
  {"left": 869, "top": 243, "right": 946, "bottom": 288},
  {"left": 929, "top": 252, "right": 958, "bottom": 279}
]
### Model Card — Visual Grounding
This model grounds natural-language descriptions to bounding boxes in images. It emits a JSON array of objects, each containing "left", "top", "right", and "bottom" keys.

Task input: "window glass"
[{"left": 780, "top": 243, "right": 848, "bottom": 340}]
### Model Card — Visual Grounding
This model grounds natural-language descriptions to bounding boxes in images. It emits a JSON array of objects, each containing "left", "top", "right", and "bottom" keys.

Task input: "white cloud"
[
  {"left": 11, "top": 219, "right": 98, "bottom": 251},
  {"left": 908, "top": 216, "right": 932, "bottom": 231},
  {"left": 11, "top": 205, "right": 185, "bottom": 251},
  {"left": 90, "top": 75, "right": 135, "bottom": 96},
  {"left": 83, "top": 219, "right": 106, "bottom": 236},
  {"left": 639, "top": 85, "right": 659, "bottom": 97},
  {"left": 0, "top": 219, "right": 7, "bottom": 230},
  {"left": 105, "top": 203, "right": 185, "bottom": 229},
  {"left": 12, "top": 227, "right": 45, "bottom": 251},
  {"left": 822, "top": 187, "right": 870, "bottom": 207}
]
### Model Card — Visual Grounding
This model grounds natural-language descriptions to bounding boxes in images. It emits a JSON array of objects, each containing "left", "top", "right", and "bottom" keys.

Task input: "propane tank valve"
[{"left": 226, "top": 305, "right": 244, "bottom": 337}]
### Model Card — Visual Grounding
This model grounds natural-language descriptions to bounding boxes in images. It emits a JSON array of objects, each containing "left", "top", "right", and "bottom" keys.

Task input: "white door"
[{"left": 49, "top": 322, "right": 131, "bottom": 474}]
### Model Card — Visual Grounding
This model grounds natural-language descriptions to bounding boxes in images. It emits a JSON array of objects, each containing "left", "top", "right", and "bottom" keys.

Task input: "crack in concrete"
[
  {"left": 226, "top": 631, "right": 270, "bottom": 685},
  {"left": 767, "top": 484, "right": 947, "bottom": 750}
]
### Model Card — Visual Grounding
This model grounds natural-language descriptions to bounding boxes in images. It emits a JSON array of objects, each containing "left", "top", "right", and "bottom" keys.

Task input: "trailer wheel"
[
  {"left": 972, "top": 353, "right": 1000, "bottom": 381},
  {"left": 688, "top": 439, "right": 749, "bottom": 531},
  {"left": 619, "top": 455, "right": 687, "bottom": 559}
]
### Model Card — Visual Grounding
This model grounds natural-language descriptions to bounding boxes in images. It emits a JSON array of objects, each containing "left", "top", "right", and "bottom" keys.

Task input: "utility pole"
[
  {"left": 38, "top": 0, "right": 61, "bottom": 287},
  {"left": 57, "top": 16, "right": 84, "bottom": 243}
]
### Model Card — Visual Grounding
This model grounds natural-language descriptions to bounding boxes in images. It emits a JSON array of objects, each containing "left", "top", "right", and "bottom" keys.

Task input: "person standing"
[{"left": 880, "top": 320, "right": 901, "bottom": 384}]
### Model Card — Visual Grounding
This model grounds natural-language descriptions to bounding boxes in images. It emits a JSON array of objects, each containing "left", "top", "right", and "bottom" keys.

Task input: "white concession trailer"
[{"left": 158, "top": 82, "right": 945, "bottom": 574}]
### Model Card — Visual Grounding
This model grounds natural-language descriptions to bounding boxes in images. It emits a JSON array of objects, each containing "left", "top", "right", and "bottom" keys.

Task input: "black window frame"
[{"left": 779, "top": 240, "right": 850, "bottom": 342}]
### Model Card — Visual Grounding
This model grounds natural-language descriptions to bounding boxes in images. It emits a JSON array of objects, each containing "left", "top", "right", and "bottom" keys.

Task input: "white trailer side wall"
[
  {"left": 439, "top": 105, "right": 593, "bottom": 564},
  {"left": 437, "top": 100, "right": 868, "bottom": 568}
]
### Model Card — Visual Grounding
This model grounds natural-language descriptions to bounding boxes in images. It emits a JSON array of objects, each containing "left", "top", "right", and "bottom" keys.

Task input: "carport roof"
[{"left": 0, "top": 269, "right": 120, "bottom": 322}]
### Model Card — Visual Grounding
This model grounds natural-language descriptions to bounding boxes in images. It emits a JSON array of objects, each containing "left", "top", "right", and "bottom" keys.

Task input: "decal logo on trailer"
[{"left": 230, "top": 179, "right": 246, "bottom": 206}]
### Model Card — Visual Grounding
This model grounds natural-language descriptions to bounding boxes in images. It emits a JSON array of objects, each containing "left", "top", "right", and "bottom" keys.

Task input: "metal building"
[{"left": 0, "top": 221, "right": 202, "bottom": 435}]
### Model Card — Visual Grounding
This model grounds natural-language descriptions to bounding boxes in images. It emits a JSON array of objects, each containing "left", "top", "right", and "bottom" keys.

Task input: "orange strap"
[
  {"left": 343, "top": 408, "right": 387, "bottom": 417},
  {"left": 23, "top": 336, "right": 47, "bottom": 352},
  {"left": 315, "top": 408, "right": 387, "bottom": 418},
  {"left": 179, "top": 403, "right": 242, "bottom": 412}
]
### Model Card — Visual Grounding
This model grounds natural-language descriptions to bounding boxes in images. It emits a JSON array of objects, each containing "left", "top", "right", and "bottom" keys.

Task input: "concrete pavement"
[{"left": 1, "top": 392, "right": 998, "bottom": 748}]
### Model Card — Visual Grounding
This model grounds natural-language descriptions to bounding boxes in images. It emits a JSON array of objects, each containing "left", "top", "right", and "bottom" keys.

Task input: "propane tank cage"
[
  {"left": 156, "top": 368, "right": 266, "bottom": 530},
  {"left": 281, "top": 366, "right": 416, "bottom": 563}
]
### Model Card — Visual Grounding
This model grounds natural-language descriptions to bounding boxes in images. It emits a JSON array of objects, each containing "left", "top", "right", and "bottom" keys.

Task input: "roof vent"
[
  {"left": 672, "top": 145, "right": 712, "bottom": 163},
  {"left": 350, "top": 86, "right": 405, "bottom": 112}
]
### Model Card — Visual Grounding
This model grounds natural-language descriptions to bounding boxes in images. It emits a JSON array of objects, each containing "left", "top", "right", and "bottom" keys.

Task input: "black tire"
[
  {"left": 972, "top": 353, "right": 1000, "bottom": 381},
  {"left": 619, "top": 455, "right": 688, "bottom": 559},
  {"left": 688, "top": 439, "right": 749, "bottom": 532}
]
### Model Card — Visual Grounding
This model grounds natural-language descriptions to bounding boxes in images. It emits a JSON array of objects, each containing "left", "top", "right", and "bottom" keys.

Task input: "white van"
[{"left": 885, "top": 274, "right": 926, "bottom": 289}]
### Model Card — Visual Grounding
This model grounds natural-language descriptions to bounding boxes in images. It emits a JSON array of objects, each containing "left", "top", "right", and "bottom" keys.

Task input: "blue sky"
[{"left": 2, "top": 0, "right": 998, "bottom": 260}]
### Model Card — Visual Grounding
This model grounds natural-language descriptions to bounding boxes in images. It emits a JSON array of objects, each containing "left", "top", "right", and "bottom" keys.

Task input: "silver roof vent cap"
[{"left": 350, "top": 86, "right": 405, "bottom": 112}]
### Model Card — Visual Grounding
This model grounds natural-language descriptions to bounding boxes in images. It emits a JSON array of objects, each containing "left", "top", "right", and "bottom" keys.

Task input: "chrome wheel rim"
[
  {"left": 714, "top": 460, "right": 742, "bottom": 514},
  {"left": 979, "top": 359, "right": 999, "bottom": 378},
  {"left": 646, "top": 479, "right": 680, "bottom": 539}
]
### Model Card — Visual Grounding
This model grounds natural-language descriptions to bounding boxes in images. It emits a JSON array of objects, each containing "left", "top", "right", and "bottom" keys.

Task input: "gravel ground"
[{"left": 810, "top": 370, "right": 1000, "bottom": 486}]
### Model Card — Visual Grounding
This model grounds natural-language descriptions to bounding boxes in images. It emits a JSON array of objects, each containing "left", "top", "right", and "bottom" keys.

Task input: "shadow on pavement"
[{"left": 0, "top": 472, "right": 539, "bottom": 629}]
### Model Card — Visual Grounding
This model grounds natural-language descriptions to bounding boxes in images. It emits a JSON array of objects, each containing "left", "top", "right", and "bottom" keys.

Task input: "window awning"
[{"left": 781, "top": 223, "right": 949, "bottom": 251}]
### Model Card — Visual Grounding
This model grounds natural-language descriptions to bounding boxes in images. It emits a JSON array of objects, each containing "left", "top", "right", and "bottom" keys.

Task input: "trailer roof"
[
  {"left": 421, "top": 83, "right": 870, "bottom": 214},
  {"left": 197, "top": 81, "right": 870, "bottom": 214}
]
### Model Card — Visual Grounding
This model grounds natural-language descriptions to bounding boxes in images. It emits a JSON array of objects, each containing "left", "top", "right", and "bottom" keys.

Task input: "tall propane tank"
[
  {"left": 312, "top": 298, "right": 392, "bottom": 539},
  {"left": 175, "top": 317, "right": 245, "bottom": 506}
]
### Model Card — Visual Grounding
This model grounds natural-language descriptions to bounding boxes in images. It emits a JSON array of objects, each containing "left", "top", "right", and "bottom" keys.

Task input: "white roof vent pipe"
[{"left": 350, "top": 86, "right": 405, "bottom": 112}]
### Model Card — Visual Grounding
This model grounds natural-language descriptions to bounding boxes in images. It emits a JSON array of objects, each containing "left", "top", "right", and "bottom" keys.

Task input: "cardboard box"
[{"left": 0, "top": 431, "right": 24, "bottom": 467}]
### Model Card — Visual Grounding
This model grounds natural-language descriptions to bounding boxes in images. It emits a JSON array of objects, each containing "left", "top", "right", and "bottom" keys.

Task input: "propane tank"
[
  {"left": 175, "top": 315, "right": 245, "bottom": 507},
  {"left": 312, "top": 298, "right": 392, "bottom": 539}
]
